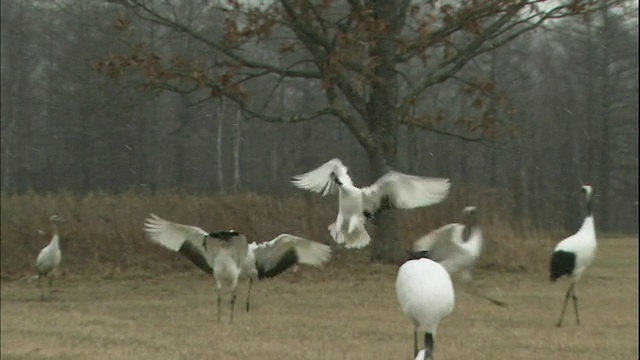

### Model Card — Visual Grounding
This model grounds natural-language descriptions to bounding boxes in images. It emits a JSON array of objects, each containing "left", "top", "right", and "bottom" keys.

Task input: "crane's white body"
[
  {"left": 36, "top": 234, "right": 61, "bottom": 276},
  {"left": 35, "top": 215, "right": 65, "bottom": 300},
  {"left": 550, "top": 185, "right": 597, "bottom": 327},
  {"left": 414, "top": 350, "right": 427, "bottom": 360},
  {"left": 396, "top": 257, "right": 455, "bottom": 360},
  {"left": 412, "top": 206, "right": 506, "bottom": 307},
  {"left": 552, "top": 216, "right": 597, "bottom": 281},
  {"left": 396, "top": 258, "right": 455, "bottom": 334},
  {"left": 291, "top": 158, "right": 451, "bottom": 249},
  {"left": 143, "top": 214, "right": 331, "bottom": 321},
  {"left": 211, "top": 244, "right": 246, "bottom": 293},
  {"left": 330, "top": 179, "right": 370, "bottom": 248},
  {"left": 413, "top": 222, "right": 482, "bottom": 276}
]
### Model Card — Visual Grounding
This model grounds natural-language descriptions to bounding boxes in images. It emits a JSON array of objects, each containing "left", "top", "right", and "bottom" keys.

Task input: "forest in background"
[{"left": 1, "top": 0, "right": 638, "bottom": 238}]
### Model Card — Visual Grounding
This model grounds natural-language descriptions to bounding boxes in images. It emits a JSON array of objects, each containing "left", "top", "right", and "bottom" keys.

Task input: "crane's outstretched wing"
[
  {"left": 412, "top": 224, "right": 466, "bottom": 266},
  {"left": 362, "top": 171, "right": 450, "bottom": 214},
  {"left": 290, "top": 158, "right": 351, "bottom": 196},
  {"left": 143, "top": 214, "right": 213, "bottom": 274},
  {"left": 252, "top": 234, "right": 331, "bottom": 279}
]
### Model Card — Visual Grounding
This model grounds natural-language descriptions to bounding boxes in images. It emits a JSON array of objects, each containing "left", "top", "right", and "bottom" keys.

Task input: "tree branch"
[
  {"left": 112, "top": 0, "right": 322, "bottom": 79},
  {"left": 398, "top": 2, "right": 585, "bottom": 117},
  {"left": 278, "top": 1, "right": 370, "bottom": 119},
  {"left": 324, "top": 87, "right": 378, "bottom": 151},
  {"left": 403, "top": 118, "right": 512, "bottom": 151}
]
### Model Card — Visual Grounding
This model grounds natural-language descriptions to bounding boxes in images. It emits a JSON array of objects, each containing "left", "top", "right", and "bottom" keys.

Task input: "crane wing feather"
[
  {"left": 290, "top": 158, "right": 351, "bottom": 196},
  {"left": 363, "top": 171, "right": 450, "bottom": 213},
  {"left": 412, "top": 224, "right": 464, "bottom": 263},
  {"left": 143, "top": 214, "right": 213, "bottom": 273},
  {"left": 252, "top": 234, "right": 331, "bottom": 279}
]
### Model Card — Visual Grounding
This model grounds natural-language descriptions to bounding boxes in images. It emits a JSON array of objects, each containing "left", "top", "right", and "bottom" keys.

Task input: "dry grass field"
[
  {"left": 0, "top": 191, "right": 561, "bottom": 278},
  {"left": 1, "top": 237, "right": 637, "bottom": 360}
]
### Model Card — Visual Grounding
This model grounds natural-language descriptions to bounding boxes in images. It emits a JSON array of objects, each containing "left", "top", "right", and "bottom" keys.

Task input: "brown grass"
[
  {"left": 1, "top": 237, "right": 637, "bottom": 359},
  {"left": 1, "top": 190, "right": 556, "bottom": 277}
]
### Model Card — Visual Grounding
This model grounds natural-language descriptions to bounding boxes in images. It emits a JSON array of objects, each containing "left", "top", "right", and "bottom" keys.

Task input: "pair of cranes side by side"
[{"left": 34, "top": 158, "right": 597, "bottom": 360}]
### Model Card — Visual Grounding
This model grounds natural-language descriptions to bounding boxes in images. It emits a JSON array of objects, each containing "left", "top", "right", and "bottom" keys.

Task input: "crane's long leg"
[
  {"left": 230, "top": 289, "right": 237, "bottom": 324},
  {"left": 245, "top": 278, "right": 253, "bottom": 312},
  {"left": 556, "top": 282, "right": 575, "bottom": 327},
  {"left": 37, "top": 275, "right": 45, "bottom": 301},
  {"left": 461, "top": 271, "right": 507, "bottom": 307},
  {"left": 48, "top": 275, "right": 54, "bottom": 300},
  {"left": 413, "top": 327, "right": 418, "bottom": 357},
  {"left": 571, "top": 285, "right": 580, "bottom": 325},
  {"left": 216, "top": 288, "right": 222, "bottom": 322}
]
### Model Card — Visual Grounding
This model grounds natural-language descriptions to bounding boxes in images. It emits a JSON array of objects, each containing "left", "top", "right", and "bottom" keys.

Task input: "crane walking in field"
[
  {"left": 396, "top": 250, "right": 455, "bottom": 360},
  {"left": 35, "top": 215, "right": 66, "bottom": 301},
  {"left": 290, "top": 158, "right": 451, "bottom": 249},
  {"left": 550, "top": 185, "right": 597, "bottom": 327},
  {"left": 412, "top": 206, "right": 506, "bottom": 307},
  {"left": 143, "top": 214, "right": 331, "bottom": 323}
]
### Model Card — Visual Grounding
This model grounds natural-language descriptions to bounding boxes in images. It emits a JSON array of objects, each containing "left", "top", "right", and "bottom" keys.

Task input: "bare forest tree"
[
  {"left": 98, "top": 0, "right": 625, "bottom": 262},
  {"left": 1, "top": 0, "right": 637, "bottom": 263}
]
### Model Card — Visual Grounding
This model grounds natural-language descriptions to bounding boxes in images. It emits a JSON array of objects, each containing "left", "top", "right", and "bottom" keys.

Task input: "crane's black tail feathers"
[{"left": 550, "top": 250, "right": 576, "bottom": 281}]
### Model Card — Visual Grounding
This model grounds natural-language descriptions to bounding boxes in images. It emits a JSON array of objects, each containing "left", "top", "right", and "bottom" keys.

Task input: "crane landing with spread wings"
[
  {"left": 143, "top": 214, "right": 331, "bottom": 322},
  {"left": 291, "top": 158, "right": 451, "bottom": 249}
]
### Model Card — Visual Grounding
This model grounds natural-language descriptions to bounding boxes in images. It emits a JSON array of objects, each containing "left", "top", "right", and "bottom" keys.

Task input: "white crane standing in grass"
[
  {"left": 549, "top": 184, "right": 597, "bottom": 327},
  {"left": 411, "top": 206, "right": 506, "bottom": 307},
  {"left": 396, "top": 250, "right": 455, "bottom": 360},
  {"left": 35, "top": 215, "right": 66, "bottom": 301},
  {"left": 143, "top": 214, "right": 331, "bottom": 323},
  {"left": 290, "top": 158, "right": 451, "bottom": 249}
]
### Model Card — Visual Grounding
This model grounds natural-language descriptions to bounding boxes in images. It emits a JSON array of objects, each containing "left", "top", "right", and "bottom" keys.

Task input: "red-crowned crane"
[
  {"left": 143, "top": 214, "right": 331, "bottom": 323},
  {"left": 35, "top": 215, "right": 66, "bottom": 301},
  {"left": 396, "top": 251, "right": 455, "bottom": 360},
  {"left": 412, "top": 206, "right": 506, "bottom": 307},
  {"left": 291, "top": 158, "right": 450, "bottom": 249},
  {"left": 550, "top": 185, "right": 597, "bottom": 327}
]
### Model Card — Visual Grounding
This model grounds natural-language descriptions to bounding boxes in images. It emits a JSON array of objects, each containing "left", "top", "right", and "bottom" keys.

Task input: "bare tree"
[
  {"left": 232, "top": 108, "right": 243, "bottom": 193},
  {"left": 97, "top": 0, "right": 624, "bottom": 262}
]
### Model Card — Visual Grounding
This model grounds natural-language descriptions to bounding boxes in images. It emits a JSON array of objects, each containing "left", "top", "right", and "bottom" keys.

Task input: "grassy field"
[{"left": 1, "top": 237, "right": 637, "bottom": 360}]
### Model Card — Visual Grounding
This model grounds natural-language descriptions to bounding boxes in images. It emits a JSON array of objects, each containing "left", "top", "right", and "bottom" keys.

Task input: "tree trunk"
[
  {"left": 216, "top": 100, "right": 226, "bottom": 192},
  {"left": 584, "top": 21, "right": 597, "bottom": 180},
  {"left": 366, "top": 100, "right": 402, "bottom": 263},
  {"left": 362, "top": 0, "right": 408, "bottom": 264},
  {"left": 269, "top": 131, "right": 280, "bottom": 183},
  {"left": 368, "top": 152, "right": 403, "bottom": 264},
  {"left": 173, "top": 97, "right": 188, "bottom": 188},
  {"left": 555, "top": 61, "right": 580, "bottom": 232},
  {"left": 232, "top": 109, "right": 242, "bottom": 193},
  {"left": 596, "top": 8, "right": 613, "bottom": 232},
  {"left": 512, "top": 161, "right": 530, "bottom": 233}
]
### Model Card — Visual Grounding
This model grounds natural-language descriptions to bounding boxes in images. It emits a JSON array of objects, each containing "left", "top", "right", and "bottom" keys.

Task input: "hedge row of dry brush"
[{"left": 0, "top": 188, "right": 557, "bottom": 277}]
